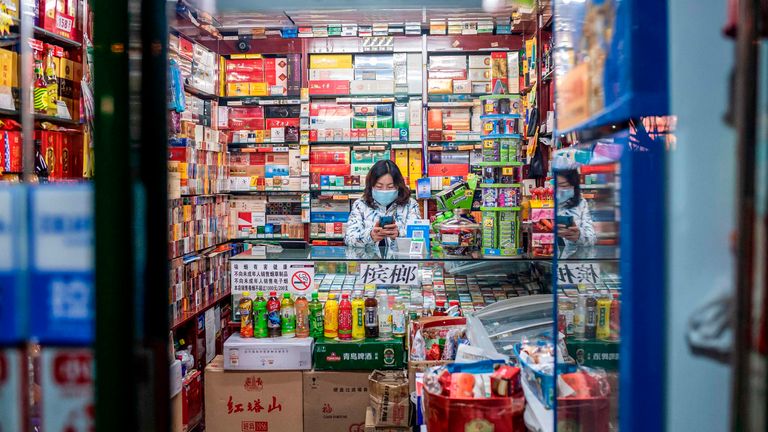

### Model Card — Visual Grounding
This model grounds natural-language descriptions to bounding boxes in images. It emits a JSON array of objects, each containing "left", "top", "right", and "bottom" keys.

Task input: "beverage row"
[
  {"left": 558, "top": 293, "right": 621, "bottom": 340},
  {"left": 238, "top": 291, "right": 463, "bottom": 341}
]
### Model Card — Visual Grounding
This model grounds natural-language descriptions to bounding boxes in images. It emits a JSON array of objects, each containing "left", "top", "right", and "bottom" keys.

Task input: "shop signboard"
[
  {"left": 359, "top": 262, "right": 419, "bottom": 286},
  {"left": 0, "top": 186, "right": 26, "bottom": 343},
  {"left": 554, "top": 0, "right": 668, "bottom": 132},
  {"left": 40, "top": 348, "right": 94, "bottom": 432},
  {"left": 29, "top": 184, "right": 94, "bottom": 344}
]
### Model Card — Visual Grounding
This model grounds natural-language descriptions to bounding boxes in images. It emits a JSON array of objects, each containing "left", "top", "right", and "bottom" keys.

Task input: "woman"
[
  {"left": 556, "top": 169, "right": 596, "bottom": 257},
  {"left": 345, "top": 160, "right": 420, "bottom": 248}
]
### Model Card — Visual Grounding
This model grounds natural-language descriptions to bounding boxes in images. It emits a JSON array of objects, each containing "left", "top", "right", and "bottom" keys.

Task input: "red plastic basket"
[
  {"left": 424, "top": 390, "right": 525, "bottom": 432},
  {"left": 557, "top": 396, "right": 610, "bottom": 432}
]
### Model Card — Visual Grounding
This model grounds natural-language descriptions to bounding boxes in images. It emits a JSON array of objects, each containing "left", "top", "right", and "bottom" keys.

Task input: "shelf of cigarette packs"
[
  {"left": 168, "top": 193, "right": 230, "bottom": 260},
  {"left": 579, "top": 164, "right": 620, "bottom": 247},
  {"left": 227, "top": 193, "right": 307, "bottom": 242}
]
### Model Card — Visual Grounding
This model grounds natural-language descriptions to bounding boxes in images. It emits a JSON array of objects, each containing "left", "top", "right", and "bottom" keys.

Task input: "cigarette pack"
[{"left": 310, "top": 54, "right": 353, "bottom": 69}]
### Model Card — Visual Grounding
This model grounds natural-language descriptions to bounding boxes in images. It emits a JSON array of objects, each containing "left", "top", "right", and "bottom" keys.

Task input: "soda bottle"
[
  {"left": 364, "top": 292, "right": 379, "bottom": 339},
  {"left": 338, "top": 294, "right": 353, "bottom": 340},
  {"left": 433, "top": 300, "right": 447, "bottom": 316},
  {"left": 267, "top": 291, "right": 282, "bottom": 337},
  {"left": 392, "top": 296, "right": 406, "bottom": 338},
  {"left": 254, "top": 291, "right": 268, "bottom": 338},
  {"left": 609, "top": 293, "right": 620, "bottom": 340},
  {"left": 308, "top": 292, "right": 324, "bottom": 339},
  {"left": 239, "top": 292, "right": 254, "bottom": 338},
  {"left": 295, "top": 294, "right": 310, "bottom": 338},
  {"left": 281, "top": 293, "right": 296, "bottom": 337},
  {"left": 596, "top": 296, "right": 612, "bottom": 340},
  {"left": 574, "top": 294, "right": 586, "bottom": 339},
  {"left": 448, "top": 300, "right": 462, "bottom": 317},
  {"left": 351, "top": 293, "right": 366, "bottom": 340},
  {"left": 585, "top": 295, "right": 597, "bottom": 339},
  {"left": 324, "top": 294, "right": 339, "bottom": 339},
  {"left": 378, "top": 294, "right": 392, "bottom": 339}
]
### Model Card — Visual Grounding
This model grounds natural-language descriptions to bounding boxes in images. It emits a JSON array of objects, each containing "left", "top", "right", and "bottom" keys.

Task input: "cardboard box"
[
  {"left": 250, "top": 82, "right": 269, "bottom": 96},
  {"left": 309, "top": 80, "right": 350, "bottom": 95},
  {"left": 171, "top": 393, "right": 183, "bottom": 432},
  {"left": 224, "top": 333, "right": 314, "bottom": 370},
  {"left": 427, "top": 79, "right": 453, "bottom": 94},
  {"left": 368, "top": 370, "right": 410, "bottom": 428},
  {"left": 205, "top": 356, "right": 303, "bottom": 432},
  {"left": 350, "top": 80, "right": 394, "bottom": 95},
  {"left": 313, "top": 338, "right": 406, "bottom": 371},
  {"left": 303, "top": 371, "right": 370, "bottom": 432},
  {"left": 309, "top": 68, "right": 354, "bottom": 81},
  {"left": 469, "top": 55, "right": 492, "bottom": 69},
  {"left": 365, "top": 407, "right": 411, "bottom": 432}
]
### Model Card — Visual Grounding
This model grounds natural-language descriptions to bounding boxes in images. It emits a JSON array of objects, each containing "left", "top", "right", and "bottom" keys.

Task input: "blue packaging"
[
  {"left": 0, "top": 186, "right": 28, "bottom": 344},
  {"left": 28, "top": 184, "right": 94, "bottom": 344},
  {"left": 406, "top": 220, "right": 431, "bottom": 251}
]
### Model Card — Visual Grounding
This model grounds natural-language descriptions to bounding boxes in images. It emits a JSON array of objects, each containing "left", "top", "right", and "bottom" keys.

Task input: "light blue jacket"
[{"left": 344, "top": 198, "right": 421, "bottom": 248}]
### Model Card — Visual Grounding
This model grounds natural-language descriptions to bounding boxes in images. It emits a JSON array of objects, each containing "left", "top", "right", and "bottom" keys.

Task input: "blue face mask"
[
  {"left": 557, "top": 188, "right": 575, "bottom": 205},
  {"left": 372, "top": 189, "right": 398, "bottom": 207}
]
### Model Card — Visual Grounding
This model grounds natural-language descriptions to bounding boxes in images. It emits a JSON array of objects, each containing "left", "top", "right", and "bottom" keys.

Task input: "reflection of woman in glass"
[{"left": 556, "top": 169, "right": 596, "bottom": 257}]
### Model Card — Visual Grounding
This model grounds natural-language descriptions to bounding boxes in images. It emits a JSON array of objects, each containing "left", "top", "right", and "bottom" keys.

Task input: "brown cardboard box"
[
  {"left": 303, "top": 370, "right": 370, "bottom": 432},
  {"left": 171, "top": 393, "right": 183, "bottom": 432},
  {"left": 364, "top": 407, "right": 411, "bottom": 432},
  {"left": 204, "top": 355, "right": 303, "bottom": 432},
  {"left": 368, "top": 370, "right": 410, "bottom": 428}
]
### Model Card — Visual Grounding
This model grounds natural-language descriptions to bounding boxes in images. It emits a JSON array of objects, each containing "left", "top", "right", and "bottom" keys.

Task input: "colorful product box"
[
  {"left": 313, "top": 338, "right": 406, "bottom": 371},
  {"left": 310, "top": 54, "right": 353, "bottom": 69},
  {"left": 491, "top": 52, "right": 509, "bottom": 93},
  {"left": 309, "top": 80, "right": 350, "bottom": 95}
]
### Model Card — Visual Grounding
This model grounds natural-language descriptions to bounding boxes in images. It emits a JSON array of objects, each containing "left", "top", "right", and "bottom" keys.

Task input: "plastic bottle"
[
  {"left": 585, "top": 295, "right": 597, "bottom": 339},
  {"left": 239, "top": 292, "right": 254, "bottom": 338},
  {"left": 295, "top": 294, "right": 309, "bottom": 338},
  {"left": 324, "top": 293, "right": 339, "bottom": 339},
  {"left": 574, "top": 295, "right": 586, "bottom": 339},
  {"left": 338, "top": 294, "right": 353, "bottom": 340},
  {"left": 253, "top": 292, "right": 268, "bottom": 338},
  {"left": 392, "top": 296, "right": 406, "bottom": 338},
  {"left": 609, "top": 294, "right": 620, "bottom": 340},
  {"left": 378, "top": 294, "right": 392, "bottom": 339},
  {"left": 448, "top": 300, "right": 462, "bottom": 317},
  {"left": 364, "top": 292, "right": 379, "bottom": 339},
  {"left": 308, "top": 292, "right": 324, "bottom": 339},
  {"left": 281, "top": 293, "right": 296, "bottom": 337},
  {"left": 433, "top": 300, "right": 447, "bottom": 316},
  {"left": 351, "top": 293, "right": 366, "bottom": 340},
  {"left": 267, "top": 291, "right": 281, "bottom": 337}
]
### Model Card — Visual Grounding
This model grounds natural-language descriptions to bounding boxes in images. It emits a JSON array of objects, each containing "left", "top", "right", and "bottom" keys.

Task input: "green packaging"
[
  {"left": 482, "top": 213, "right": 498, "bottom": 249},
  {"left": 566, "top": 337, "right": 620, "bottom": 371},
  {"left": 313, "top": 338, "right": 406, "bottom": 371}
]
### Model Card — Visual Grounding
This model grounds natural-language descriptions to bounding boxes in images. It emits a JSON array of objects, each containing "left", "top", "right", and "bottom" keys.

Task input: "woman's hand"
[
  {"left": 382, "top": 223, "right": 399, "bottom": 239},
  {"left": 371, "top": 226, "right": 387, "bottom": 243},
  {"left": 558, "top": 224, "right": 581, "bottom": 242}
]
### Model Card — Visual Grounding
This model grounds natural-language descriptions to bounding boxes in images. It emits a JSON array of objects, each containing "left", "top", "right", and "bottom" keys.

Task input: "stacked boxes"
[
  {"left": 309, "top": 101, "right": 420, "bottom": 143},
  {"left": 229, "top": 195, "right": 305, "bottom": 239},
  {"left": 168, "top": 195, "right": 229, "bottom": 258},
  {"left": 225, "top": 56, "right": 290, "bottom": 97},
  {"left": 469, "top": 54, "right": 492, "bottom": 94},
  {"left": 36, "top": 130, "right": 84, "bottom": 180},
  {"left": 169, "top": 248, "right": 231, "bottom": 322}
]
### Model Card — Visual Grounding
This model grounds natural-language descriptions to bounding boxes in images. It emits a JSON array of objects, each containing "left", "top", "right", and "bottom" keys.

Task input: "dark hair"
[
  {"left": 556, "top": 169, "right": 582, "bottom": 209},
  {"left": 363, "top": 160, "right": 411, "bottom": 208}
]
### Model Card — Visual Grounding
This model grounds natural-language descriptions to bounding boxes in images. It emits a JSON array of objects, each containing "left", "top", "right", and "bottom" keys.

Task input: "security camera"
[{"left": 236, "top": 37, "right": 251, "bottom": 53}]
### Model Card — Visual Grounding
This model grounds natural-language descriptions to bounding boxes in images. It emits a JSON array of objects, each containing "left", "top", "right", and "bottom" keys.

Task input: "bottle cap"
[
  {"left": 270, "top": 291, "right": 277, "bottom": 296},
  {"left": 329, "top": 293, "right": 336, "bottom": 299},
  {"left": 311, "top": 292, "right": 318, "bottom": 299},
  {"left": 256, "top": 291, "right": 263, "bottom": 297},
  {"left": 436, "top": 300, "right": 445, "bottom": 306},
  {"left": 242, "top": 291, "right": 250, "bottom": 297},
  {"left": 283, "top": 293, "right": 291, "bottom": 299},
  {"left": 449, "top": 300, "right": 459, "bottom": 306},
  {"left": 342, "top": 294, "right": 349, "bottom": 299}
]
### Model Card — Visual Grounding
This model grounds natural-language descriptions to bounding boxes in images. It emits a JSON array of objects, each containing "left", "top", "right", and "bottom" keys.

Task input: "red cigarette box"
[
  {"left": 308, "top": 80, "right": 350, "bottom": 95},
  {"left": 428, "top": 163, "right": 469, "bottom": 177}
]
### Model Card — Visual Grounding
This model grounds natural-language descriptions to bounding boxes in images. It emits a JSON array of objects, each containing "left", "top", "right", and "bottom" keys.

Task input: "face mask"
[
  {"left": 557, "top": 188, "right": 575, "bottom": 205},
  {"left": 372, "top": 189, "right": 398, "bottom": 207}
]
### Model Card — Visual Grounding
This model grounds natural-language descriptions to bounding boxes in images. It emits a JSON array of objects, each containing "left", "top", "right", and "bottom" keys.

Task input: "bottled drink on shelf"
[
  {"left": 364, "top": 292, "right": 379, "bottom": 339},
  {"left": 33, "top": 57, "right": 48, "bottom": 114},
  {"left": 254, "top": 292, "right": 268, "bottom": 338},
  {"left": 585, "top": 295, "right": 597, "bottom": 339},
  {"left": 433, "top": 300, "right": 447, "bottom": 317},
  {"left": 351, "top": 293, "right": 365, "bottom": 340},
  {"left": 267, "top": 291, "right": 282, "bottom": 337},
  {"left": 44, "top": 48, "right": 58, "bottom": 115},
  {"left": 392, "top": 296, "right": 406, "bottom": 338},
  {"left": 378, "top": 294, "right": 392, "bottom": 339},
  {"left": 448, "top": 300, "right": 462, "bottom": 317},
  {"left": 610, "top": 293, "right": 620, "bottom": 340},
  {"left": 574, "top": 294, "right": 586, "bottom": 339},
  {"left": 281, "top": 293, "right": 296, "bottom": 337},
  {"left": 324, "top": 293, "right": 339, "bottom": 339},
  {"left": 239, "top": 292, "right": 254, "bottom": 338},
  {"left": 596, "top": 296, "right": 612, "bottom": 340},
  {"left": 308, "top": 292, "right": 324, "bottom": 338},
  {"left": 338, "top": 294, "right": 353, "bottom": 340},
  {"left": 295, "top": 294, "right": 310, "bottom": 338}
]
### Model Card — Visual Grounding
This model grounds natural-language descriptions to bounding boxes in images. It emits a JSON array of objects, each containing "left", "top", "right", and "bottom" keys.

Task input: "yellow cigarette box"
[
  {"left": 309, "top": 54, "right": 353, "bottom": 69},
  {"left": 249, "top": 82, "right": 269, "bottom": 96},
  {"left": 227, "top": 83, "right": 249, "bottom": 97},
  {"left": 408, "top": 149, "right": 423, "bottom": 190}
]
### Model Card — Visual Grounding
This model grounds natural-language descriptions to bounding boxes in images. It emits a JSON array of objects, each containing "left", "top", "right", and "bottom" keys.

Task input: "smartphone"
[
  {"left": 379, "top": 215, "right": 395, "bottom": 226},
  {"left": 556, "top": 215, "right": 575, "bottom": 227}
]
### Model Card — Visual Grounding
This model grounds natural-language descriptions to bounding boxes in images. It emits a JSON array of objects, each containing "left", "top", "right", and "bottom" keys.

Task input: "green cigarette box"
[
  {"left": 565, "top": 337, "right": 620, "bottom": 371},
  {"left": 313, "top": 338, "right": 407, "bottom": 371}
]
